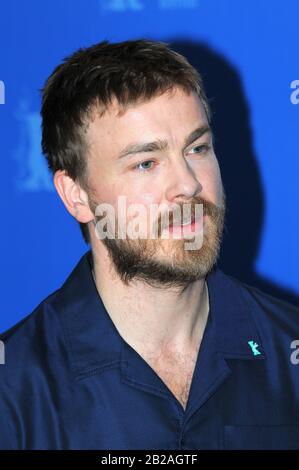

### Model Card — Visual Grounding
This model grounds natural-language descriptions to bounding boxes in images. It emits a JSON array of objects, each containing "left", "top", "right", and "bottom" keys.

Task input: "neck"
[{"left": 91, "top": 246, "right": 210, "bottom": 355}]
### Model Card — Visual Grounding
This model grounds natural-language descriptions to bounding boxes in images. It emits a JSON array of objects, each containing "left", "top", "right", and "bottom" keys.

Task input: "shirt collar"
[
  {"left": 207, "top": 267, "right": 265, "bottom": 359},
  {"left": 55, "top": 250, "right": 265, "bottom": 379}
]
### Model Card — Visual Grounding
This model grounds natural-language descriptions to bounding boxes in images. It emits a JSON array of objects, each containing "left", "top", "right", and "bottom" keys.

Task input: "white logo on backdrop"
[
  {"left": 13, "top": 98, "right": 53, "bottom": 192},
  {"left": 101, "top": 0, "right": 143, "bottom": 10},
  {"left": 100, "top": 0, "right": 199, "bottom": 11},
  {"left": 159, "top": 0, "right": 199, "bottom": 9}
]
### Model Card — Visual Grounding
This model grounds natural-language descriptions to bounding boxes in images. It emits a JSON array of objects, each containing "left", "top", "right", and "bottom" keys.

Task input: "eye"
[
  {"left": 188, "top": 144, "right": 211, "bottom": 155},
  {"left": 133, "top": 160, "right": 155, "bottom": 172}
]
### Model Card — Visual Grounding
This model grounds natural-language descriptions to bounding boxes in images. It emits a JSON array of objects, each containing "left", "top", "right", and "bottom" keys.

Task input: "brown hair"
[{"left": 41, "top": 38, "right": 211, "bottom": 244}]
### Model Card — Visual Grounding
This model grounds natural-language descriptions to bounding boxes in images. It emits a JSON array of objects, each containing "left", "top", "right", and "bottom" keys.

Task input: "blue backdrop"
[{"left": 0, "top": 0, "right": 298, "bottom": 331}]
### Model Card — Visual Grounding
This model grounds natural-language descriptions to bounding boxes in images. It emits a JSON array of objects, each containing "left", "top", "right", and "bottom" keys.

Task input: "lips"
[
  {"left": 170, "top": 215, "right": 196, "bottom": 228},
  {"left": 166, "top": 213, "right": 207, "bottom": 233}
]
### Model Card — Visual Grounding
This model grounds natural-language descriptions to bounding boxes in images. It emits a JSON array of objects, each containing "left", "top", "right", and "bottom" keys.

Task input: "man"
[{"left": 0, "top": 39, "right": 299, "bottom": 450}]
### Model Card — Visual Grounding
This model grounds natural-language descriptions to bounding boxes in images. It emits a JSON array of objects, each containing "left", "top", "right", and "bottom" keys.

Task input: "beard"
[{"left": 88, "top": 188, "right": 226, "bottom": 291}]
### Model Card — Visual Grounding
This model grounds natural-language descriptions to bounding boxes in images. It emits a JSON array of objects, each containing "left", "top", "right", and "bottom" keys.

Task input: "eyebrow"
[{"left": 116, "top": 124, "right": 212, "bottom": 161}]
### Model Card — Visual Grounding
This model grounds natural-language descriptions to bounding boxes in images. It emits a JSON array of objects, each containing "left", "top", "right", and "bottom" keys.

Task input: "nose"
[{"left": 165, "top": 157, "right": 202, "bottom": 202}]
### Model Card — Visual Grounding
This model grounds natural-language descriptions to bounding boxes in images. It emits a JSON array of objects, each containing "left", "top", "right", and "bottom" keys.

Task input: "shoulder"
[
  {"left": 0, "top": 288, "right": 72, "bottom": 449},
  {"left": 222, "top": 271, "right": 299, "bottom": 357},
  {"left": 0, "top": 287, "right": 71, "bottom": 394},
  {"left": 230, "top": 274, "right": 299, "bottom": 329}
]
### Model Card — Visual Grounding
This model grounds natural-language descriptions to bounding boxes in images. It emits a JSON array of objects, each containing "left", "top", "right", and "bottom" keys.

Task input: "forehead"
[{"left": 87, "top": 87, "right": 209, "bottom": 153}]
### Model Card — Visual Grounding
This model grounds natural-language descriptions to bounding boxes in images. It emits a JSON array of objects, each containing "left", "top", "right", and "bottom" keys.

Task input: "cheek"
[
  {"left": 93, "top": 180, "right": 161, "bottom": 220},
  {"left": 124, "top": 186, "right": 161, "bottom": 206},
  {"left": 198, "top": 161, "right": 223, "bottom": 203},
  {"left": 121, "top": 192, "right": 162, "bottom": 232}
]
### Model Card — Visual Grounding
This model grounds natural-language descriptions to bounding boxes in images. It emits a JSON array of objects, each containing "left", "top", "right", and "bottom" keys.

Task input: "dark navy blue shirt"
[{"left": 1, "top": 250, "right": 299, "bottom": 450}]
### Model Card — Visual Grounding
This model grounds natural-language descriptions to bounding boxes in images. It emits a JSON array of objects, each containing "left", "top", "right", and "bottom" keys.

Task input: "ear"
[{"left": 53, "top": 170, "right": 94, "bottom": 223}]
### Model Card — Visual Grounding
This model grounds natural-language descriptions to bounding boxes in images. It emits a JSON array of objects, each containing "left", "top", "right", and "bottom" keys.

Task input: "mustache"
[
  {"left": 155, "top": 196, "right": 213, "bottom": 235},
  {"left": 90, "top": 193, "right": 225, "bottom": 240}
]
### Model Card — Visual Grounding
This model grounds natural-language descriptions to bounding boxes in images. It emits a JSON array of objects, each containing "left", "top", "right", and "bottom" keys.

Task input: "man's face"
[{"left": 85, "top": 87, "right": 226, "bottom": 288}]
